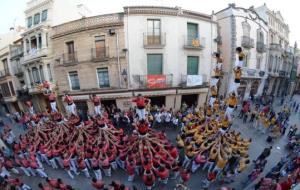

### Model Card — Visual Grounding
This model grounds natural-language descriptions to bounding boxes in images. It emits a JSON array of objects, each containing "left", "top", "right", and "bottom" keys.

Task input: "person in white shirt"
[
  {"left": 154, "top": 111, "right": 162, "bottom": 128},
  {"left": 165, "top": 111, "right": 172, "bottom": 127}
]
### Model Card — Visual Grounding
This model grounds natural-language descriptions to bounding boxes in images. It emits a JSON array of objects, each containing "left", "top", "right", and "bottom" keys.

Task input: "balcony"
[
  {"left": 183, "top": 36, "right": 205, "bottom": 50},
  {"left": 256, "top": 42, "right": 267, "bottom": 53},
  {"left": 133, "top": 74, "right": 173, "bottom": 89},
  {"left": 0, "top": 70, "right": 10, "bottom": 79},
  {"left": 24, "top": 48, "right": 48, "bottom": 63},
  {"left": 241, "top": 67, "right": 266, "bottom": 78},
  {"left": 279, "top": 70, "right": 286, "bottom": 77},
  {"left": 241, "top": 36, "right": 254, "bottom": 49},
  {"left": 143, "top": 33, "right": 166, "bottom": 49},
  {"left": 10, "top": 46, "right": 23, "bottom": 59},
  {"left": 62, "top": 52, "right": 78, "bottom": 66},
  {"left": 269, "top": 43, "right": 283, "bottom": 52},
  {"left": 91, "top": 47, "right": 109, "bottom": 62},
  {"left": 180, "top": 74, "right": 208, "bottom": 87}
]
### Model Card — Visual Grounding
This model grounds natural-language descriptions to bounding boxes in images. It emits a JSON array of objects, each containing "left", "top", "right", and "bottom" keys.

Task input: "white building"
[
  {"left": 255, "top": 4, "right": 292, "bottom": 96},
  {"left": 22, "top": 0, "right": 91, "bottom": 112},
  {"left": 124, "top": 6, "right": 217, "bottom": 109},
  {"left": 0, "top": 30, "right": 24, "bottom": 113},
  {"left": 216, "top": 4, "right": 269, "bottom": 100}
]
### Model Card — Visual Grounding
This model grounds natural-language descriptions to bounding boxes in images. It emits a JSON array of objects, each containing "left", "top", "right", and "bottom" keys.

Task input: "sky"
[{"left": 0, "top": 0, "right": 299, "bottom": 44}]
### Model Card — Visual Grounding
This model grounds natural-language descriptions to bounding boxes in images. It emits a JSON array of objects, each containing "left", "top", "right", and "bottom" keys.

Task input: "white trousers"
[
  {"left": 136, "top": 108, "right": 146, "bottom": 120},
  {"left": 225, "top": 107, "right": 234, "bottom": 121},
  {"left": 94, "top": 105, "right": 101, "bottom": 116},
  {"left": 229, "top": 82, "right": 240, "bottom": 95},
  {"left": 66, "top": 103, "right": 76, "bottom": 115},
  {"left": 36, "top": 168, "right": 48, "bottom": 178},
  {"left": 50, "top": 102, "right": 57, "bottom": 112},
  {"left": 93, "top": 169, "right": 102, "bottom": 180},
  {"left": 29, "top": 106, "right": 34, "bottom": 115},
  {"left": 235, "top": 60, "right": 243, "bottom": 67},
  {"left": 209, "top": 97, "right": 216, "bottom": 107}
]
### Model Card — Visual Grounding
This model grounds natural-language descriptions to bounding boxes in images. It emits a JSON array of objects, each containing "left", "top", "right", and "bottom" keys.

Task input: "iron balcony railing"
[
  {"left": 62, "top": 52, "right": 78, "bottom": 65},
  {"left": 180, "top": 74, "right": 208, "bottom": 87},
  {"left": 183, "top": 36, "right": 205, "bottom": 50},
  {"left": 241, "top": 36, "right": 254, "bottom": 49},
  {"left": 91, "top": 47, "right": 109, "bottom": 62},
  {"left": 269, "top": 43, "right": 283, "bottom": 52},
  {"left": 143, "top": 33, "right": 166, "bottom": 48},
  {"left": 256, "top": 42, "right": 267, "bottom": 53},
  {"left": 134, "top": 74, "right": 173, "bottom": 89},
  {"left": 0, "top": 70, "right": 10, "bottom": 78}
]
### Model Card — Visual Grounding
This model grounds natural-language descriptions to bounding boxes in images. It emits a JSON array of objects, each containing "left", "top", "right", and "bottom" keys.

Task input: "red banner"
[{"left": 147, "top": 75, "right": 166, "bottom": 88}]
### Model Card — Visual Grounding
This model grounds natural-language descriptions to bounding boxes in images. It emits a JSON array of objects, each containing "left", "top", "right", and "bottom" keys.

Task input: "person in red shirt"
[
  {"left": 46, "top": 178, "right": 60, "bottom": 188},
  {"left": 180, "top": 168, "right": 191, "bottom": 185},
  {"left": 38, "top": 183, "right": 54, "bottom": 190},
  {"left": 90, "top": 94, "right": 101, "bottom": 116},
  {"left": 25, "top": 100, "right": 34, "bottom": 115},
  {"left": 126, "top": 159, "right": 135, "bottom": 182},
  {"left": 137, "top": 119, "right": 149, "bottom": 135},
  {"left": 142, "top": 170, "right": 156, "bottom": 190},
  {"left": 156, "top": 166, "right": 169, "bottom": 184},
  {"left": 132, "top": 94, "right": 150, "bottom": 120},
  {"left": 47, "top": 92, "right": 57, "bottom": 112},
  {"left": 91, "top": 178, "right": 104, "bottom": 189},
  {"left": 64, "top": 94, "right": 76, "bottom": 116}
]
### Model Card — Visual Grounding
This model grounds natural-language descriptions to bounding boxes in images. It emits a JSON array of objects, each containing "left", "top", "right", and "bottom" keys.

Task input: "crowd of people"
[{"left": 0, "top": 46, "right": 299, "bottom": 190}]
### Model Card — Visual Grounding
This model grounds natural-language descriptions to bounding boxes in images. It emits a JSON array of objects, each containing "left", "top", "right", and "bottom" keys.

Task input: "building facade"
[
  {"left": 22, "top": 0, "right": 90, "bottom": 112},
  {"left": 124, "top": 6, "right": 217, "bottom": 109},
  {"left": 0, "top": 34, "right": 24, "bottom": 113},
  {"left": 216, "top": 4, "right": 269, "bottom": 100},
  {"left": 52, "top": 13, "right": 129, "bottom": 116},
  {"left": 255, "top": 4, "right": 292, "bottom": 96}
]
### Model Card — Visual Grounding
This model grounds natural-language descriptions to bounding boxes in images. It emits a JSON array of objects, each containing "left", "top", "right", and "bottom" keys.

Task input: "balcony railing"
[
  {"left": 24, "top": 48, "right": 48, "bottom": 63},
  {"left": 241, "top": 36, "right": 254, "bottom": 49},
  {"left": 279, "top": 70, "right": 286, "bottom": 77},
  {"left": 0, "top": 70, "right": 10, "bottom": 78},
  {"left": 134, "top": 74, "right": 173, "bottom": 89},
  {"left": 91, "top": 47, "right": 109, "bottom": 62},
  {"left": 269, "top": 43, "right": 283, "bottom": 52},
  {"left": 62, "top": 52, "right": 78, "bottom": 65},
  {"left": 10, "top": 47, "right": 23, "bottom": 58},
  {"left": 180, "top": 74, "right": 208, "bottom": 87},
  {"left": 184, "top": 36, "right": 205, "bottom": 50},
  {"left": 256, "top": 42, "right": 267, "bottom": 53},
  {"left": 143, "top": 33, "right": 166, "bottom": 48}
]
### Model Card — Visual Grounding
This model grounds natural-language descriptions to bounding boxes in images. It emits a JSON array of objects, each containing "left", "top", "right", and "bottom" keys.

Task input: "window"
[
  {"left": 41, "top": 10, "right": 48, "bottom": 21},
  {"left": 97, "top": 68, "right": 110, "bottom": 88},
  {"left": 47, "top": 64, "right": 53, "bottom": 81},
  {"left": 27, "top": 69, "right": 33, "bottom": 84},
  {"left": 187, "top": 23, "right": 198, "bottom": 45},
  {"left": 147, "top": 54, "right": 163, "bottom": 75},
  {"left": 32, "top": 67, "right": 41, "bottom": 84},
  {"left": 26, "top": 39, "right": 30, "bottom": 53},
  {"left": 0, "top": 83, "right": 11, "bottom": 97},
  {"left": 66, "top": 41, "right": 75, "bottom": 61},
  {"left": 39, "top": 65, "right": 44, "bottom": 81},
  {"left": 34, "top": 13, "right": 40, "bottom": 25},
  {"left": 244, "top": 54, "right": 249, "bottom": 67},
  {"left": 9, "top": 81, "right": 15, "bottom": 96},
  {"left": 257, "top": 30, "right": 264, "bottom": 42},
  {"left": 187, "top": 56, "right": 199, "bottom": 75},
  {"left": 27, "top": 17, "right": 32, "bottom": 28},
  {"left": 242, "top": 21, "right": 251, "bottom": 37},
  {"left": 69, "top": 71, "right": 80, "bottom": 90},
  {"left": 147, "top": 19, "right": 161, "bottom": 44},
  {"left": 256, "top": 57, "right": 261, "bottom": 70},
  {"left": 94, "top": 36, "right": 106, "bottom": 59},
  {"left": 38, "top": 34, "right": 42, "bottom": 49},
  {"left": 2, "top": 59, "right": 9, "bottom": 74}
]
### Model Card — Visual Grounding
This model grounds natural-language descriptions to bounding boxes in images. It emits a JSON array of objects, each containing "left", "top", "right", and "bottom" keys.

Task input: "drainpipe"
[
  {"left": 126, "top": 8, "right": 131, "bottom": 89},
  {"left": 116, "top": 32, "right": 121, "bottom": 88}
]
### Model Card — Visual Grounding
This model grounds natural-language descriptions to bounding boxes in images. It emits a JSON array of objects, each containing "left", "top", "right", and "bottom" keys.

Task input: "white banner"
[{"left": 187, "top": 75, "right": 203, "bottom": 86}]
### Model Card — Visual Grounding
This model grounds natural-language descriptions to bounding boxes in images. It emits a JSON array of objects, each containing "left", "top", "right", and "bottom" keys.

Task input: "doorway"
[
  {"left": 148, "top": 96, "right": 166, "bottom": 107},
  {"left": 181, "top": 94, "right": 198, "bottom": 107}
]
